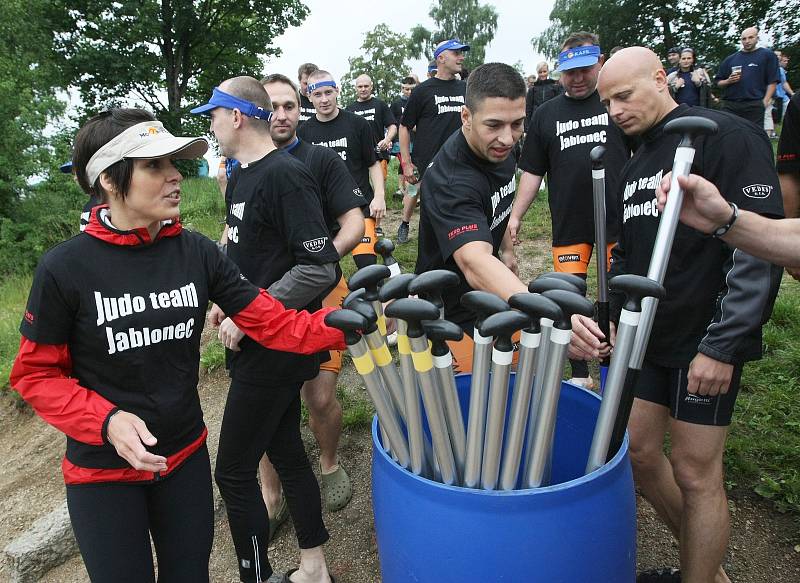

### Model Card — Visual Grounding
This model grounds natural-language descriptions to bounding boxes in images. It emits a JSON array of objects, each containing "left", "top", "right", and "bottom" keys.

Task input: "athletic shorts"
[
  {"left": 635, "top": 359, "right": 744, "bottom": 426},
  {"left": 447, "top": 330, "right": 521, "bottom": 375},
  {"left": 380, "top": 159, "right": 388, "bottom": 180},
  {"left": 319, "top": 275, "right": 349, "bottom": 374},
  {"left": 552, "top": 242, "right": 615, "bottom": 275},
  {"left": 352, "top": 217, "right": 378, "bottom": 258}
]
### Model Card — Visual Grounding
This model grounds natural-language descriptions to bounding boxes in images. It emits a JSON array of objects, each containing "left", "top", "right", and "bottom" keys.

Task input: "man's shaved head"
[
  {"left": 355, "top": 74, "right": 372, "bottom": 85},
  {"left": 598, "top": 47, "right": 676, "bottom": 136},
  {"left": 355, "top": 74, "right": 373, "bottom": 101},
  {"left": 740, "top": 27, "right": 759, "bottom": 52}
]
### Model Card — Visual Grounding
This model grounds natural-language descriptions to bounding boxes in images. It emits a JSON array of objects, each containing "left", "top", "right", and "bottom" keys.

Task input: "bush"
[{"left": 0, "top": 175, "right": 86, "bottom": 275}]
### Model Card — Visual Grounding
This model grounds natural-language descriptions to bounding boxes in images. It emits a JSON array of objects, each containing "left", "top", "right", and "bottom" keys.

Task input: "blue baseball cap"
[
  {"left": 59, "top": 161, "right": 73, "bottom": 174},
  {"left": 427, "top": 61, "right": 438, "bottom": 73},
  {"left": 557, "top": 45, "right": 601, "bottom": 71},
  {"left": 190, "top": 87, "right": 273, "bottom": 121},
  {"left": 434, "top": 39, "right": 470, "bottom": 59}
]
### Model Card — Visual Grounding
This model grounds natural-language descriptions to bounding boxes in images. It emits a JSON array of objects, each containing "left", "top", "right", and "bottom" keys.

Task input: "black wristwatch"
[{"left": 713, "top": 202, "right": 738, "bottom": 238}]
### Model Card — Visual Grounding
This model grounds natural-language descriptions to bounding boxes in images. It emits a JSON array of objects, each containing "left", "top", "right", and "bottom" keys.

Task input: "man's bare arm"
[{"left": 333, "top": 207, "right": 366, "bottom": 258}]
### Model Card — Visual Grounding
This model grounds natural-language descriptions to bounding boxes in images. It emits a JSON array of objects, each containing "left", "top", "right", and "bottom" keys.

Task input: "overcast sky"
[{"left": 262, "top": 0, "right": 556, "bottom": 83}]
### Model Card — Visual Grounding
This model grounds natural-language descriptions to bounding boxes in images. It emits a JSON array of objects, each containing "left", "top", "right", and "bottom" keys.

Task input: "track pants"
[
  {"left": 66, "top": 445, "right": 214, "bottom": 583},
  {"left": 215, "top": 378, "right": 329, "bottom": 582}
]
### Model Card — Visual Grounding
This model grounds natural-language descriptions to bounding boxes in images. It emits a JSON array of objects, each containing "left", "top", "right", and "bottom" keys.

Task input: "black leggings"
[
  {"left": 215, "top": 378, "right": 329, "bottom": 583},
  {"left": 66, "top": 445, "right": 214, "bottom": 583}
]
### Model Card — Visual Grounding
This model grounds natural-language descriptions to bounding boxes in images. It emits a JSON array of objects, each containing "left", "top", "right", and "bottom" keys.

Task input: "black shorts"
[{"left": 635, "top": 359, "right": 743, "bottom": 426}]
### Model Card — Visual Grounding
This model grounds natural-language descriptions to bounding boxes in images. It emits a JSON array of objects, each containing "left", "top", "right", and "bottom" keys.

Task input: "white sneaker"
[
  {"left": 386, "top": 331, "right": 398, "bottom": 346},
  {"left": 568, "top": 376, "right": 595, "bottom": 390}
]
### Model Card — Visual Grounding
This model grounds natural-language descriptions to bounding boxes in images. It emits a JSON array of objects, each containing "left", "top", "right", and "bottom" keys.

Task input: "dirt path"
[{"left": 1, "top": 214, "right": 798, "bottom": 581}]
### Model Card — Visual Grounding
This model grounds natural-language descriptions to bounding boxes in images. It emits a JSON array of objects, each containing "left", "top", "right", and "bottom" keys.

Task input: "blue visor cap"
[
  {"left": 190, "top": 87, "right": 273, "bottom": 121},
  {"left": 59, "top": 161, "right": 73, "bottom": 174},
  {"left": 434, "top": 39, "right": 471, "bottom": 59},
  {"left": 558, "top": 45, "right": 601, "bottom": 71},
  {"left": 427, "top": 61, "right": 438, "bottom": 72}
]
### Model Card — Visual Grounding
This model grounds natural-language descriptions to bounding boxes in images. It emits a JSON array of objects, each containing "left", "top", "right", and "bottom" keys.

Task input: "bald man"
[
  {"left": 592, "top": 47, "right": 784, "bottom": 583},
  {"left": 714, "top": 26, "right": 780, "bottom": 127}
]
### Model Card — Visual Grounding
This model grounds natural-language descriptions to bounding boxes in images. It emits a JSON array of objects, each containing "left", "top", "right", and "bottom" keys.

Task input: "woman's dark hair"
[{"left": 72, "top": 108, "right": 156, "bottom": 201}]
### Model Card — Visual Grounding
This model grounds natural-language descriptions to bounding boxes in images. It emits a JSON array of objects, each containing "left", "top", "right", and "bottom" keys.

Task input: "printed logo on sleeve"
[
  {"left": 303, "top": 237, "right": 329, "bottom": 253},
  {"left": 742, "top": 184, "right": 772, "bottom": 199},
  {"left": 353, "top": 187, "right": 364, "bottom": 198},
  {"left": 448, "top": 224, "right": 479, "bottom": 240}
]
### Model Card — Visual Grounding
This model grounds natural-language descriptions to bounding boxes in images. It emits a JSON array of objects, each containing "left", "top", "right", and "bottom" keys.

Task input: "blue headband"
[
  {"left": 190, "top": 87, "right": 273, "bottom": 121},
  {"left": 308, "top": 80, "right": 337, "bottom": 93}
]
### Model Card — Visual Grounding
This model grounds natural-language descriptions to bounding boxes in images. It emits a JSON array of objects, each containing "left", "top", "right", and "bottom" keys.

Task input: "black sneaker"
[
  {"left": 397, "top": 222, "right": 410, "bottom": 244},
  {"left": 636, "top": 567, "right": 681, "bottom": 583}
]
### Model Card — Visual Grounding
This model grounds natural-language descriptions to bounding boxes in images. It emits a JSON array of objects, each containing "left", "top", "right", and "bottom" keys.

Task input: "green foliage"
[
  {"left": 0, "top": 0, "right": 67, "bottom": 217},
  {"left": 49, "top": 0, "right": 309, "bottom": 134},
  {"left": 533, "top": 0, "right": 774, "bottom": 70},
  {"left": 408, "top": 0, "right": 499, "bottom": 71},
  {"left": 340, "top": 24, "right": 417, "bottom": 106},
  {"left": 0, "top": 275, "right": 32, "bottom": 390},
  {"left": 200, "top": 339, "right": 226, "bottom": 373}
]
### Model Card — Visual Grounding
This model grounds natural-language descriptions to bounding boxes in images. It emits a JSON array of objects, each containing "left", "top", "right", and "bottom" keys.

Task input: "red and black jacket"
[{"left": 11, "top": 206, "right": 344, "bottom": 484}]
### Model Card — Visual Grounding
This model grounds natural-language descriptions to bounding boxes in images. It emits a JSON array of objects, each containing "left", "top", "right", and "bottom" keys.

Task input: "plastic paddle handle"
[
  {"left": 528, "top": 277, "right": 581, "bottom": 295},
  {"left": 508, "top": 293, "right": 563, "bottom": 332},
  {"left": 460, "top": 291, "right": 510, "bottom": 327},
  {"left": 479, "top": 311, "right": 531, "bottom": 352},
  {"left": 378, "top": 273, "right": 416, "bottom": 302},
  {"left": 408, "top": 269, "right": 460, "bottom": 296},
  {"left": 345, "top": 299, "right": 378, "bottom": 333},
  {"left": 384, "top": 297, "right": 440, "bottom": 337},
  {"left": 342, "top": 288, "right": 366, "bottom": 308},
  {"left": 538, "top": 272, "right": 588, "bottom": 296},
  {"left": 422, "top": 319, "right": 464, "bottom": 357},
  {"left": 541, "top": 289, "right": 595, "bottom": 329},
  {"left": 608, "top": 274, "right": 666, "bottom": 312},
  {"left": 374, "top": 238, "right": 396, "bottom": 262},
  {"left": 663, "top": 116, "right": 718, "bottom": 147},
  {"left": 590, "top": 145, "right": 606, "bottom": 169},
  {"left": 324, "top": 309, "right": 369, "bottom": 345},
  {"left": 348, "top": 264, "right": 391, "bottom": 300}
]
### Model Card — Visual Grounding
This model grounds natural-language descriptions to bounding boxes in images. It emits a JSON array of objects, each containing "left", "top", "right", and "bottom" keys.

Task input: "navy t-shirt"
[
  {"left": 415, "top": 130, "right": 516, "bottom": 330},
  {"left": 715, "top": 48, "right": 780, "bottom": 101},
  {"left": 673, "top": 71, "right": 702, "bottom": 107}
]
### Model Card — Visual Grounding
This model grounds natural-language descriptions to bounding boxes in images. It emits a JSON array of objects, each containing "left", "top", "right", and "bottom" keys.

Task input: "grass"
[{"left": 2, "top": 165, "right": 799, "bottom": 514}]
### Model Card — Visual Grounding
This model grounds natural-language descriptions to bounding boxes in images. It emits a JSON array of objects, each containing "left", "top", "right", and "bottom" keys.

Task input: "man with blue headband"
[
  {"left": 191, "top": 75, "right": 338, "bottom": 583},
  {"left": 509, "top": 31, "right": 633, "bottom": 389}
]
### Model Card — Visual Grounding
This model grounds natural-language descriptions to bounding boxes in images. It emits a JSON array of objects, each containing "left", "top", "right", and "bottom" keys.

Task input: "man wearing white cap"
[
  {"left": 397, "top": 38, "right": 469, "bottom": 244},
  {"left": 192, "top": 76, "right": 338, "bottom": 583},
  {"left": 509, "top": 31, "right": 632, "bottom": 388}
]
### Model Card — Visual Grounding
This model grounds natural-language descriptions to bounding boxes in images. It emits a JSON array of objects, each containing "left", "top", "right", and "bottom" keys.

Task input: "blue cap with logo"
[
  {"left": 190, "top": 87, "right": 273, "bottom": 121},
  {"left": 557, "top": 45, "right": 601, "bottom": 71},
  {"left": 434, "top": 39, "right": 471, "bottom": 59},
  {"left": 59, "top": 161, "right": 74, "bottom": 174}
]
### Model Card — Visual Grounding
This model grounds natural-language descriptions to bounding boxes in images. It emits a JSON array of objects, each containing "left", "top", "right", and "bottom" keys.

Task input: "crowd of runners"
[{"left": 8, "top": 22, "right": 800, "bottom": 583}]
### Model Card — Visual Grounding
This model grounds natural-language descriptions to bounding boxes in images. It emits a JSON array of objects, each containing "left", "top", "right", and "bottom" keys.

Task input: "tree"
[
  {"left": 48, "top": 1, "right": 309, "bottom": 134},
  {"left": 409, "top": 0, "right": 499, "bottom": 71},
  {"left": 340, "top": 24, "right": 416, "bottom": 106},
  {"left": 0, "top": 0, "right": 66, "bottom": 217},
  {"left": 533, "top": 0, "right": 773, "bottom": 72}
]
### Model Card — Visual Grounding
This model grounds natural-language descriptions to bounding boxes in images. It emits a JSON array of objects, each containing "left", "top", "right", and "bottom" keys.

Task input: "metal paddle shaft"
[
  {"left": 324, "top": 310, "right": 410, "bottom": 468},
  {"left": 630, "top": 117, "right": 719, "bottom": 370},
  {"left": 524, "top": 290, "right": 594, "bottom": 488},
  {"left": 479, "top": 311, "right": 530, "bottom": 490},
  {"left": 591, "top": 146, "right": 610, "bottom": 365},
  {"left": 460, "top": 291, "right": 511, "bottom": 488},
  {"left": 424, "top": 319, "right": 467, "bottom": 480},
  {"left": 501, "top": 293, "right": 562, "bottom": 490}
]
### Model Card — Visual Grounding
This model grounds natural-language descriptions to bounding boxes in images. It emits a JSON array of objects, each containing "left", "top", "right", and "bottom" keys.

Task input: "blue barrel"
[{"left": 371, "top": 374, "right": 636, "bottom": 582}]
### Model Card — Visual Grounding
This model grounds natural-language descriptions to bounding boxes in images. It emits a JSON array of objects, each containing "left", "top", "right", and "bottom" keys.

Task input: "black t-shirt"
[
  {"left": 777, "top": 93, "right": 800, "bottom": 175},
  {"left": 519, "top": 91, "right": 632, "bottom": 245},
  {"left": 286, "top": 138, "right": 367, "bottom": 233},
  {"left": 297, "top": 109, "right": 378, "bottom": 204},
  {"left": 401, "top": 77, "right": 466, "bottom": 168},
  {"left": 610, "top": 105, "right": 784, "bottom": 366},
  {"left": 715, "top": 48, "right": 780, "bottom": 101},
  {"left": 299, "top": 94, "right": 316, "bottom": 125},
  {"left": 415, "top": 130, "right": 516, "bottom": 330},
  {"left": 346, "top": 97, "right": 397, "bottom": 160},
  {"left": 20, "top": 221, "right": 258, "bottom": 468},
  {"left": 224, "top": 149, "right": 339, "bottom": 383}
]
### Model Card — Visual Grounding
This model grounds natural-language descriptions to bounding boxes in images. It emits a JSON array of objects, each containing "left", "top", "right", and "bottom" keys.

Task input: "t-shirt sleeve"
[
  {"left": 777, "top": 95, "right": 800, "bottom": 174},
  {"left": 359, "top": 119, "right": 378, "bottom": 165},
  {"left": 203, "top": 236, "right": 260, "bottom": 316},
  {"left": 427, "top": 175, "right": 493, "bottom": 261},
  {"left": 518, "top": 108, "right": 550, "bottom": 176},
  {"left": 766, "top": 51, "right": 780, "bottom": 84},
  {"left": 401, "top": 88, "right": 423, "bottom": 129},
  {"left": 701, "top": 126, "right": 784, "bottom": 218},
  {"left": 277, "top": 168, "right": 341, "bottom": 265},
  {"left": 714, "top": 55, "right": 732, "bottom": 82},
  {"left": 382, "top": 101, "right": 397, "bottom": 127},
  {"left": 322, "top": 150, "right": 367, "bottom": 218},
  {"left": 19, "top": 259, "right": 75, "bottom": 345}
]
